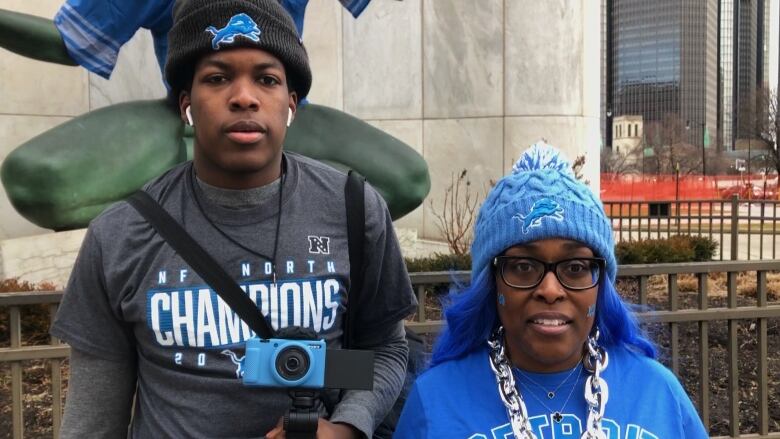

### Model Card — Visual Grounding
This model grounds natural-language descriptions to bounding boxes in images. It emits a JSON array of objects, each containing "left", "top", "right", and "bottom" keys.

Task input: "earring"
[
  {"left": 587, "top": 304, "right": 596, "bottom": 317},
  {"left": 286, "top": 108, "right": 293, "bottom": 127},
  {"left": 497, "top": 293, "right": 506, "bottom": 306},
  {"left": 185, "top": 106, "right": 194, "bottom": 127}
]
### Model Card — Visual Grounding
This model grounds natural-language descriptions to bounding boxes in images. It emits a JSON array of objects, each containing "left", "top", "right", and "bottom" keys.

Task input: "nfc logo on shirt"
[{"left": 308, "top": 236, "right": 331, "bottom": 254}]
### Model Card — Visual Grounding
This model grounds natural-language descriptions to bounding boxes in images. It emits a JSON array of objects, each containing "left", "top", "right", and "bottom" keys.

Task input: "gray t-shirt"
[{"left": 52, "top": 152, "right": 417, "bottom": 438}]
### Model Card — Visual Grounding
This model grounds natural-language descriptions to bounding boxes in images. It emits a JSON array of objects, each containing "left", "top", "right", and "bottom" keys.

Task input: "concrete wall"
[
  {"left": 0, "top": 0, "right": 600, "bottom": 286},
  {"left": 335, "top": 0, "right": 602, "bottom": 238}
]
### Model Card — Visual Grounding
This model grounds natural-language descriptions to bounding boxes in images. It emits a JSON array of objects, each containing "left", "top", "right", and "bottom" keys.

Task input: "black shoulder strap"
[
  {"left": 343, "top": 170, "right": 365, "bottom": 349},
  {"left": 126, "top": 190, "right": 275, "bottom": 340}
]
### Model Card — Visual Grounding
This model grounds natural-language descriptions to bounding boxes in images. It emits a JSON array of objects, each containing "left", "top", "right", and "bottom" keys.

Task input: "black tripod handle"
[{"left": 283, "top": 390, "right": 320, "bottom": 439}]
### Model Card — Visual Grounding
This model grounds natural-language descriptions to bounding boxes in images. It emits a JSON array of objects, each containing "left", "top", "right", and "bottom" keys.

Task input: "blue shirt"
[
  {"left": 394, "top": 345, "right": 708, "bottom": 439},
  {"left": 54, "top": 0, "right": 372, "bottom": 79}
]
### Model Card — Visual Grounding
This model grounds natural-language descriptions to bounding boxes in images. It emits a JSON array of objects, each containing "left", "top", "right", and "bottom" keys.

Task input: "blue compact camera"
[{"left": 242, "top": 337, "right": 326, "bottom": 388}]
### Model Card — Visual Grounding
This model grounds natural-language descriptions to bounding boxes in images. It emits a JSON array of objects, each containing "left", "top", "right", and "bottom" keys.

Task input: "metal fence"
[
  {"left": 406, "top": 261, "right": 780, "bottom": 438},
  {"left": 603, "top": 196, "right": 780, "bottom": 261},
  {"left": 0, "top": 291, "right": 67, "bottom": 439},
  {"left": 1, "top": 261, "right": 779, "bottom": 438}
]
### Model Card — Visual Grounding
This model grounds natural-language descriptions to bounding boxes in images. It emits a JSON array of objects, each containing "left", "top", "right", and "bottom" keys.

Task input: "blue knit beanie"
[{"left": 471, "top": 141, "right": 616, "bottom": 282}]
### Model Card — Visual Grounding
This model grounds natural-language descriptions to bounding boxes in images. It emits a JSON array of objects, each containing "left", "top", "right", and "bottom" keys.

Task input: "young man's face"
[{"left": 180, "top": 47, "right": 297, "bottom": 189}]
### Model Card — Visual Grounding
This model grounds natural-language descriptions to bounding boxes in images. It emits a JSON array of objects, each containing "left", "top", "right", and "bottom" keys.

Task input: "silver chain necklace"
[
  {"left": 581, "top": 332, "right": 609, "bottom": 439},
  {"left": 488, "top": 326, "right": 609, "bottom": 439},
  {"left": 487, "top": 327, "right": 538, "bottom": 439}
]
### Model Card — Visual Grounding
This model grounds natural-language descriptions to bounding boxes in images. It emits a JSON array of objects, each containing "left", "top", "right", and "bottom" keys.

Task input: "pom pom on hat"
[
  {"left": 512, "top": 141, "right": 575, "bottom": 178},
  {"left": 470, "top": 141, "right": 617, "bottom": 283}
]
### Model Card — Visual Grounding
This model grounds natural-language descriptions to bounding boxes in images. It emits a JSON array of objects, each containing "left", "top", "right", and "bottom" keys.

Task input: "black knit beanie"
[{"left": 165, "top": 0, "right": 312, "bottom": 100}]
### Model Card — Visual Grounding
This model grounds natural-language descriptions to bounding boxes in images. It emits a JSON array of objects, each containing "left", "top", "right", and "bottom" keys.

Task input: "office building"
[{"left": 604, "top": 0, "right": 775, "bottom": 155}]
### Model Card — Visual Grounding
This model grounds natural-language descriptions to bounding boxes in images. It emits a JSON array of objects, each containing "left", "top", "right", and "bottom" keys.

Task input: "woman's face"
[{"left": 495, "top": 238, "right": 598, "bottom": 372}]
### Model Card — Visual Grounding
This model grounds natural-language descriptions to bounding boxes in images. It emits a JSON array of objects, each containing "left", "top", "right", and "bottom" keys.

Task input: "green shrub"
[
  {"left": 689, "top": 235, "right": 719, "bottom": 261},
  {"left": 615, "top": 235, "right": 718, "bottom": 264},
  {"left": 405, "top": 253, "right": 471, "bottom": 273}
]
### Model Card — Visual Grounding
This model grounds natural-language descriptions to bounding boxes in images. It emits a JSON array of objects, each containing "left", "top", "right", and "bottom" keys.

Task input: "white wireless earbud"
[
  {"left": 185, "top": 106, "right": 194, "bottom": 127},
  {"left": 287, "top": 108, "right": 293, "bottom": 127}
]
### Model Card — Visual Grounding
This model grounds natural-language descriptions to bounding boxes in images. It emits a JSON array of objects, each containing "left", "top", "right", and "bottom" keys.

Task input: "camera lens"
[{"left": 275, "top": 346, "right": 310, "bottom": 381}]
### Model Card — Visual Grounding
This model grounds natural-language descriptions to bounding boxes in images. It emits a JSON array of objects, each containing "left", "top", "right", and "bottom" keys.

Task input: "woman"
[{"left": 394, "top": 142, "right": 708, "bottom": 438}]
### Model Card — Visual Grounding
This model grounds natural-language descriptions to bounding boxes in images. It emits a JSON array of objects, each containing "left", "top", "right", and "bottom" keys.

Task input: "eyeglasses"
[{"left": 492, "top": 256, "right": 605, "bottom": 291}]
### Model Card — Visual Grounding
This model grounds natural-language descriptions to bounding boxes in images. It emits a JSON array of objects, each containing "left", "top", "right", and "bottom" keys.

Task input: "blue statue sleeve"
[
  {"left": 53, "top": 0, "right": 174, "bottom": 78},
  {"left": 339, "top": 0, "right": 372, "bottom": 18},
  {"left": 280, "top": 0, "right": 308, "bottom": 36},
  {"left": 280, "top": 0, "right": 374, "bottom": 37}
]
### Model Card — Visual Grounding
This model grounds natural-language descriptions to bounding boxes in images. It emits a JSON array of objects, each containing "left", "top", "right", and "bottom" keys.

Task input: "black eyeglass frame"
[{"left": 492, "top": 256, "right": 606, "bottom": 291}]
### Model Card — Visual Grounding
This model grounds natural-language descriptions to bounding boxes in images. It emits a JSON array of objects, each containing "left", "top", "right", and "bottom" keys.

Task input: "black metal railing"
[
  {"left": 603, "top": 196, "right": 780, "bottom": 260},
  {"left": 2, "top": 261, "right": 780, "bottom": 438}
]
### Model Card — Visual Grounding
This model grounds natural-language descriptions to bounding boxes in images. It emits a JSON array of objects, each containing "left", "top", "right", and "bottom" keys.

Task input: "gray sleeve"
[
  {"left": 351, "top": 186, "right": 417, "bottom": 331},
  {"left": 60, "top": 348, "right": 137, "bottom": 439},
  {"left": 328, "top": 321, "right": 408, "bottom": 438},
  {"left": 51, "top": 226, "right": 135, "bottom": 360}
]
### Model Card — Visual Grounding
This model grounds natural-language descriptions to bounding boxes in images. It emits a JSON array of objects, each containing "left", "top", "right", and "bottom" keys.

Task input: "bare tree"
[
  {"left": 643, "top": 114, "right": 705, "bottom": 175},
  {"left": 600, "top": 144, "right": 641, "bottom": 176},
  {"left": 570, "top": 154, "right": 592, "bottom": 185},
  {"left": 753, "top": 87, "right": 780, "bottom": 177},
  {"left": 429, "top": 169, "right": 479, "bottom": 256}
]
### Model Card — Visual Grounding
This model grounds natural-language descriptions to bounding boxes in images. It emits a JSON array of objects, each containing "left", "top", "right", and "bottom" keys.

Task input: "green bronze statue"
[{"left": 0, "top": 5, "right": 430, "bottom": 230}]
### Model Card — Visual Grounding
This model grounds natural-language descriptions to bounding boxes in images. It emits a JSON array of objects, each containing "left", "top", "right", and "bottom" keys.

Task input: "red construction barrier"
[{"left": 600, "top": 174, "right": 779, "bottom": 201}]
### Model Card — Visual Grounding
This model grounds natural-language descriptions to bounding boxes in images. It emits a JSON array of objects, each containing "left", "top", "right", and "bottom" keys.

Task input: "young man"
[{"left": 51, "top": 1, "right": 416, "bottom": 437}]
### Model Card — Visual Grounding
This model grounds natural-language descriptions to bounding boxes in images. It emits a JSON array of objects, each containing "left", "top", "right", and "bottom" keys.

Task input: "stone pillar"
[
  {"left": 503, "top": 1, "right": 602, "bottom": 194},
  {"left": 331, "top": 0, "right": 601, "bottom": 239}
]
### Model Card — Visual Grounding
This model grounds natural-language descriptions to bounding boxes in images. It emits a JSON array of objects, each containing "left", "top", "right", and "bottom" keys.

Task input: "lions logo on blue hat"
[
  {"left": 206, "top": 13, "right": 261, "bottom": 50},
  {"left": 514, "top": 198, "right": 564, "bottom": 233}
]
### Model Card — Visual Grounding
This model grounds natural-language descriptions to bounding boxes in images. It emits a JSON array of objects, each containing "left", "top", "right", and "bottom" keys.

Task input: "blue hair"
[
  {"left": 594, "top": 277, "right": 656, "bottom": 358},
  {"left": 430, "top": 267, "right": 498, "bottom": 367},
  {"left": 430, "top": 271, "right": 656, "bottom": 367}
]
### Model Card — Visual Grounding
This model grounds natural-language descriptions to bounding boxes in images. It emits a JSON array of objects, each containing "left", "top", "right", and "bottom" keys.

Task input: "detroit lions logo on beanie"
[
  {"left": 514, "top": 198, "right": 564, "bottom": 233},
  {"left": 470, "top": 141, "right": 617, "bottom": 282},
  {"left": 206, "top": 13, "right": 262, "bottom": 50},
  {"left": 165, "top": 0, "right": 312, "bottom": 100}
]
